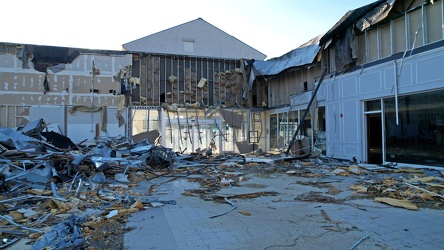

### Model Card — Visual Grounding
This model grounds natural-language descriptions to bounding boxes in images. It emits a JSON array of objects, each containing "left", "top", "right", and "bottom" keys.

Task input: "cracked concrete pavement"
[{"left": 124, "top": 159, "right": 444, "bottom": 249}]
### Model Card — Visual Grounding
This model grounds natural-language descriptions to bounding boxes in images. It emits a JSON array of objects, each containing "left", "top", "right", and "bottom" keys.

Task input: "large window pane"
[
  {"left": 384, "top": 90, "right": 444, "bottom": 167},
  {"left": 365, "top": 99, "right": 381, "bottom": 112},
  {"left": 288, "top": 111, "right": 298, "bottom": 144},
  {"left": 132, "top": 109, "right": 159, "bottom": 135},
  {"left": 270, "top": 114, "right": 278, "bottom": 150}
]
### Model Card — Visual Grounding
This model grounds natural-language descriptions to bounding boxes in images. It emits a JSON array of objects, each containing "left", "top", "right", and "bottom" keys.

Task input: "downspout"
[
  {"left": 393, "top": 27, "right": 422, "bottom": 125},
  {"left": 393, "top": 60, "right": 399, "bottom": 125}
]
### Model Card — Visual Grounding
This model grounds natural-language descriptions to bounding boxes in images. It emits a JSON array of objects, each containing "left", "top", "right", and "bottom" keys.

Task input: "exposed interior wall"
[
  {"left": 368, "top": 29, "right": 379, "bottom": 61},
  {"left": 29, "top": 106, "right": 66, "bottom": 134},
  {"left": 133, "top": 55, "right": 246, "bottom": 108},
  {"left": 66, "top": 106, "right": 127, "bottom": 144},
  {"left": 357, "top": 35, "right": 366, "bottom": 64},
  {"left": 0, "top": 44, "right": 132, "bottom": 107},
  {"left": 394, "top": 16, "right": 407, "bottom": 53},
  {"left": 246, "top": 77, "right": 267, "bottom": 108},
  {"left": 0, "top": 105, "right": 29, "bottom": 128},
  {"left": 0, "top": 105, "right": 128, "bottom": 144},
  {"left": 129, "top": 54, "right": 270, "bottom": 153},
  {"left": 267, "top": 65, "right": 323, "bottom": 108},
  {"left": 379, "top": 22, "right": 391, "bottom": 58},
  {"left": 426, "top": 2, "right": 443, "bottom": 43},
  {"left": 0, "top": 43, "right": 132, "bottom": 142},
  {"left": 328, "top": 47, "right": 336, "bottom": 72},
  {"left": 355, "top": 0, "right": 443, "bottom": 64},
  {"left": 132, "top": 109, "right": 160, "bottom": 136}
]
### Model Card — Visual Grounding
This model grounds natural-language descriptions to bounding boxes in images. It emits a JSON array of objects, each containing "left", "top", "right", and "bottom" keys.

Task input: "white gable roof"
[{"left": 123, "top": 18, "right": 266, "bottom": 60}]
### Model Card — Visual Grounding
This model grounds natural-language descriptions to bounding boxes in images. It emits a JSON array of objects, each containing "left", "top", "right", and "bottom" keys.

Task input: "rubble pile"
[
  {"left": 0, "top": 120, "right": 178, "bottom": 249},
  {"left": 1, "top": 119, "right": 444, "bottom": 248},
  {"left": 349, "top": 166, "right": 444, "bottom": 210}
]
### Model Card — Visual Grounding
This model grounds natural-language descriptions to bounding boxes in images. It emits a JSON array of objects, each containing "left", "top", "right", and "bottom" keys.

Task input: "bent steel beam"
[{"left": 286, "top": 67, "right": 328, "bottom": 155}]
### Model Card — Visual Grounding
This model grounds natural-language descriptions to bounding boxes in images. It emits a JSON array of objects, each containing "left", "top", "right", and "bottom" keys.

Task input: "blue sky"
[{"left": 0, "top": 0, "right": 377, "bottom": 59}]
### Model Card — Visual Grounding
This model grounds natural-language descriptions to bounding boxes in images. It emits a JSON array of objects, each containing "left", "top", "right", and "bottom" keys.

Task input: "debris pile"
[
  {"left": 1, "top": 118, "right": 444, "bottom": 248},
  {"left": 235, "top": 157, "right": 444, "bottom": 211},
  {"left": 0, "top": 119, "right": 178, "bottom": 249},
  {"left": 302, "top": 160, "right": 444, "bottom": 210},
  {"left": 349, "top": 166, "right": 444, "bottom": 210}
]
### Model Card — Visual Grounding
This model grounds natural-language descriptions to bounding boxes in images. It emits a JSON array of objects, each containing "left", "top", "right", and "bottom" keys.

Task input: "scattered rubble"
[
  {"left": 1, "top": 118, "right": 443, "bottom": 248},
  {"left": 0, "top": 119, "right": 180, "bottom": 249}
]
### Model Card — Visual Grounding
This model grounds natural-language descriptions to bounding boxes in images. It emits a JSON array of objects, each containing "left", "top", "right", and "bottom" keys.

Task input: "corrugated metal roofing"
[
  {"left": 250, "top": 0, "right": 390, "bottom": 78},
  {"left": 252, "top": 43, "right": 321, "bottom": 76}
]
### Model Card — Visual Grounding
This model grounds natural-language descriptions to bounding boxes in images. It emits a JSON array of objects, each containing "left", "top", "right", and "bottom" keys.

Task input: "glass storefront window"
[
  {"left": 132, "top": 109, "right": 159, "bottom": 135},
  {"left": 269, "top": 114, "right": 278, "bottom": 150},
  {"left": 288, "top": 111, "right": 298, "bottom": 142},
  {"left": 365, "top": 99, "right": 381, "bottom": 111},
  {"left": 384, "top": 90, "right": 444, "bottom": 167}
]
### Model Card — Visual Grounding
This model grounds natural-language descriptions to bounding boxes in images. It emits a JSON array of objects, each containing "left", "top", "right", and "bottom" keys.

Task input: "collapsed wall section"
[
  {"left": 0, "top": 43, "right": 131, "bottom": 137},
  {"left": 132, "top": 55, "right": 247, "bottom": 108},
  {"left": 0, "top": 44, "right": 131, "bottom": 107}
]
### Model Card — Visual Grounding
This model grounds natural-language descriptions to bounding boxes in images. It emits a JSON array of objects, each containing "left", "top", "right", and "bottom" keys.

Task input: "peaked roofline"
[
  {"left": 122, "top": 18, "right": 266, "bottom": 59},
  {"left": 122, "top": 18, "right": 203, "bottom": 46}
]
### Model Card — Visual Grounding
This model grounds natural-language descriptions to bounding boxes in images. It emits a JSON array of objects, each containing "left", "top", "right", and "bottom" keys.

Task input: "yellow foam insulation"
[{"left": 374, "top": 197, "right": 418, "bottom": 211}]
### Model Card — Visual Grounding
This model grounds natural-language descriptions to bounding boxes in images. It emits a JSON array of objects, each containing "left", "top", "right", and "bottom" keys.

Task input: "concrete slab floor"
[{"left": 124, "top": 166, "right": 444, "bottom": 250}]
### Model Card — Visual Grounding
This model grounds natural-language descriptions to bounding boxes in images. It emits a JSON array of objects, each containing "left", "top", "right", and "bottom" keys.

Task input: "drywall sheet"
[
  {"left": 70, "top": 75, "right": 119, "bottom": 94},
  {"left": 220, "top": 109, "right": 242, "bottom": 128},
  {"left": 67, "top": 108, "right": 127, "bottom": 144},
  {"left": 29, "top": 106, "right": 66, "bottom": 134},
  {"left": 0, "top": 72, "right": 45, "bottom": 92},
  {"left": 0, "top": 53, "right": 16, "bottom": 68},
  {"left": 0, "top": 93, "right": 121, "bottom": 106}
]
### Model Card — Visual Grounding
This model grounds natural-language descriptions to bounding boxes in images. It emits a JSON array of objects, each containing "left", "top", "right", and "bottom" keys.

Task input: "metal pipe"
[
  {"left": 68, "top": 171, "right": 79, "bottom": 192},
  {"left": 0, "top": 215, "right": 44, "bottom": 233},
  {"left": 393, "top": 61, "right": 399, "bottom": 125},
  {"left": 152, "top": 56, "right": 155, "bottom": 105},
  {"left": 0, "top": 195, "right": 66, "bottom": 203},
  {"left": 74, "top": 179, "right": 82, "bottom": 197},
  {"left": 158, "top": 57, "right": 161, "bottom": 106},
  {"left": 51, "top": 181, "right": 60, "bottom": 198},
  {"left": 5, "top": 105, "right": 8, "bottom": 127}
]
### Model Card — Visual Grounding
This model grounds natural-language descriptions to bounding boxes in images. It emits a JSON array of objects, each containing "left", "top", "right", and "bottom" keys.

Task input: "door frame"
[{"left": 363, "top": 99, "right": 385, "bottom": 164}]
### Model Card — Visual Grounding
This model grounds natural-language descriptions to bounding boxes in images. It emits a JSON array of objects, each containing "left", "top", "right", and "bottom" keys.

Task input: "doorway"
[{"left": 366, "top": 113, "right": 383, "bottom": 164}]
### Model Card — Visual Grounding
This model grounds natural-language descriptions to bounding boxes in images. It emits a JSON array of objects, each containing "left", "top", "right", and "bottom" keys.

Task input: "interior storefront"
[
  {"left": 365, "top": 89, "right": 444, "bottom": 167},
  {"left": 269, "top": 107, "right": 326, "bottom": 153},
  {"left": 131, "top": 109, "right": 250, "bottom": 154},
  {"left": 383, "top": 90, "right": 444, "bottom": 167}
]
